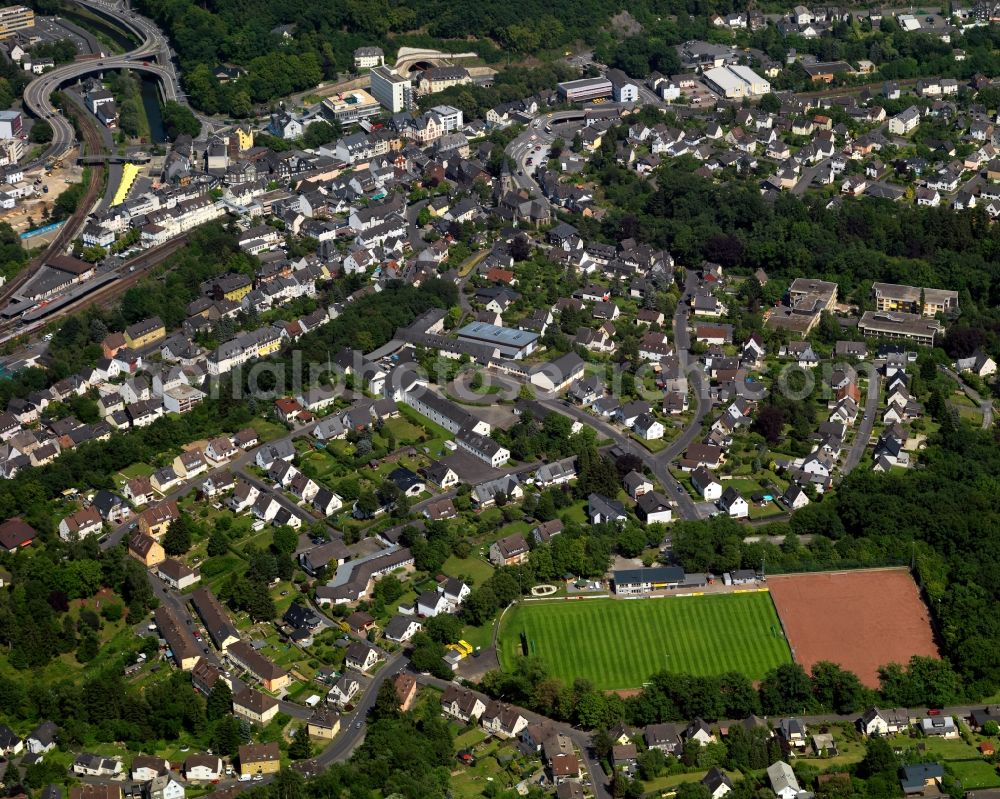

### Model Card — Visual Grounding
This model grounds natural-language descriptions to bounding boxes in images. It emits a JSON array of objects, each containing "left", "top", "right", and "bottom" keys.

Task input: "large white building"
[
  {"left": 888, "top": 106, "right": 921, "bottom": 135},
  {"left": 428, "top": 104, "right": 464, "bottom": 134},
  {"left": 369, "top": 66, "right": 412, "bottom": 113},
  {"left": 353, "top": 46, "right": 384, "bottom": 69},
  {"left": 558, "top": 76, "right": 613, "bottom": 103},
  {"left": 703, "top": 65, "right": 770, "bottom": 99}
]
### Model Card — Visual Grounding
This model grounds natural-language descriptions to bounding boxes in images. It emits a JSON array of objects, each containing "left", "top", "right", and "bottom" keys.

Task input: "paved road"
[
  {"left": 99, "top": 413, "right": 347, "bottom": 551},
  {"left": 505, "top": 106, "right": 631, "bottom": 199},
  {"left": 792, "top": 156, "right": 833, "bottom": 195},
  {"left": 843, "top": 372, "right": 881, "bottom": 474},
  {"left": 653, "top": 269, "right": 712, "bottom": 519},
  {"left": 313, "top": 652, "right": 408, "bottom": 765}
]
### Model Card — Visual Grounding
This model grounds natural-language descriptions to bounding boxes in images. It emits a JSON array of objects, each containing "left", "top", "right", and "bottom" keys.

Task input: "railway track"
[
  {"left": 0, "top": 97, "right": 108, "bottom": 307},
  {"left": 0, "top": 235, "right": 188, "bottom": 346}
]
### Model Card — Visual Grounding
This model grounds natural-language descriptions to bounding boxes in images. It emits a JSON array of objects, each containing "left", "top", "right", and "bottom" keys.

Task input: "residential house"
[
  {"left": 589, "top": 493, "right": 627, "bottom": 524},
  {"left": 138, "top": 501, "right": 179, "bottom": 538},
  {"left": 238, "top": 743, "right": 280, "bottom": 777},
  {"left": 624, "top": 470, "right": 654, "bottom": 499},
  {"left": 131, "top": 757, "right": 170, "bottom": 782},
  {"left": 703, "top": 767, "right": 734, "bottom": 799},
  {"left": 719, "top": 487, "right": 749, "bottom": 518},
  {"left": 128, "top": 530, "right": 165, "bottom": 567},
  {"left": 345, "top": 641, "right": 382, "bottom": 672},
  {"left": 384, "top": 615, "right": 422, "bottom": 643},
  {"left": 645, "top": 723, "right": 684, "bottom": 755},
  {"left": 394, "top": 673, "right": 418, "bottom": 711},
  {"left": 767, "top": 761, "right": 801, "bottom": 799},
  {"left": 920, "top": 716, "right": 958, "bottom": 738},
  {"left": 441, "top": 685, "right": 486, "bottom": 722},
  {"left": 191, "top": 588, "right": 240, "bottom": 651},
  {"left": 58, "top": 505, "right": 103, "bottom": 541},
  {"left": 691, "top": 467, "right": 723, "bottom": 501},
  {"left": 481, "top": 701, "right": 529, "bottom": 739},
  {"left": 0, "top": 725, "right": 22, "bottom": 756},
  {"left": 489, "top": 533, "right": 530, "bottom": 566},
  {"left": 156, "top": 558, "right": 200, "bottom": 590},
  {"left": 227, "top": 640, "right": 290, "bottom": 691},
  {"left": 636, "top": 491, "right": 673, "bottom": 524},
  {"left": 183, "top": 756, "right": 223, "bottom": 781},
  {"left": 329, "top": 675, "right": 360, "bottom": 707},
  {"left": 232, "top": 688, "right": 279, "bottom": 725},
  {"left": 859, "top": 707, "right": 910, "bottom": 737},
  {"left": 778, "top": 718, "right": 808, "bottom": 749},
  {"left": 307, "top": 706, "right": 341, "bottom": 740},
  {"left": 73, "top": 754, "right": 123, "bottom": 777},
  {"left": 26, "top": 722, "right": 58, "bottom": 755},
  {"left": 901, "top": 763, "right": 944, "bottom": 795},
  {"left": 532, "top": 519, "right": 564, "bottom": 543}
]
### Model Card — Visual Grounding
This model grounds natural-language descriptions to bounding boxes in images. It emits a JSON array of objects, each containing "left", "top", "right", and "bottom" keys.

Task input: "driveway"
[{"left": 940, "top": 365, "right": 993, "bottom": 429}]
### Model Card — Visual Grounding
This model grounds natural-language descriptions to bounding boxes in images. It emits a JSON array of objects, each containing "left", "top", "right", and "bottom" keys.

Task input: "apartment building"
[
  {"left": 872, "top": 283, "right": 959, "bottom": 317},
  {"left": 369, "top": 66, "right": 412, "bottom": 113},
  {"left": 0, "top": 6, "right": 34, "bottom": 39}
]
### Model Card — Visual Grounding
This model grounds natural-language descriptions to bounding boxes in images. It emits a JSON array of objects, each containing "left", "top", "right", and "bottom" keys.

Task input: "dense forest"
[{"left": 129, "top": 0, "right": 1000, "bottom": 117}]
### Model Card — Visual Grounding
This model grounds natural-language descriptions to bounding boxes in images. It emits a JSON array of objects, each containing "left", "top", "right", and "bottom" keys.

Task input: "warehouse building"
[{"left": 703, "top": 64, "right": 771, "bottom": 99}]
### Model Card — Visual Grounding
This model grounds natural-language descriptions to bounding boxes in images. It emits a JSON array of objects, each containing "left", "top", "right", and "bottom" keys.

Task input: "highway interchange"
[{"left": 21, "top": 0, "right": 183, "bottom": 169}]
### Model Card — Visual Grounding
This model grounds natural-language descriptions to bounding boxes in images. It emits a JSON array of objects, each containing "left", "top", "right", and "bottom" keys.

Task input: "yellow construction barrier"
[{"left": 111, "top": 162, "right": 142, "bottom": 207}]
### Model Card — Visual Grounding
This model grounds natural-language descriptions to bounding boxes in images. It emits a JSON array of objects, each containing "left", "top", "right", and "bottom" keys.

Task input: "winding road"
[
  {"left": 539, "top": 269, "right": 712, "bottom": 521},
  {"left": 939, "top": 364, "right": 994, "bottom": 430},
  {"left": 21, "top": 0, "right": 184, "bottom": 169}
]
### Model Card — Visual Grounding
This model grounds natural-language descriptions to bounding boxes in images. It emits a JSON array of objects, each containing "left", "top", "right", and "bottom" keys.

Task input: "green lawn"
[
  {"left": 887, "top": 734, "right": 1000, "bottom": 790},
  {"left": 442, "top": 555, "right": 495, "bottom": 587},
  {"left": 254, "top": 418, "right": 292, "bottom": 443},
  {"left": 498, "top": 593, "right": 791, "bottom": 690},
  {"left": 630, "top": 433, "right": 669, "bottom": 453},
  {"left": 643, "top": 769, "right": 742, "bottom": 794},
  {"left": 947, "top": 759, "right": 1000, "bottom": 789},
  {"left": 118, "top": 462, "right": 155, "bottom": 481}
]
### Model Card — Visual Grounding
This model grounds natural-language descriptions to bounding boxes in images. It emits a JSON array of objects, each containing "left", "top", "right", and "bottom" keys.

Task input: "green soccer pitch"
[{"left": 497, "top": 593, "right": 792, "bottom": 690}]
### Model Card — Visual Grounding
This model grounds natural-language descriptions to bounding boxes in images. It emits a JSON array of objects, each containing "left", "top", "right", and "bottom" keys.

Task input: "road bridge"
[{"left": 21, "top": 0, "right": 185, "bottom": 169}]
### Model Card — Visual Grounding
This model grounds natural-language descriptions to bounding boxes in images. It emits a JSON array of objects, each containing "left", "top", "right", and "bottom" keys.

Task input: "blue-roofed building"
[
  {"left": 456, "top": 322, "right": 539, "bottom": 360},
  {"left": 900, "top": 763, "right": 943, "bottom": 795}
]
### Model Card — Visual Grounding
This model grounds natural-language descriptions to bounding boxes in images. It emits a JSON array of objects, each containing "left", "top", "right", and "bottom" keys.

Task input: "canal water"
[{"left": 140, "top": 75, "right": 167, "bottom": 143}]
